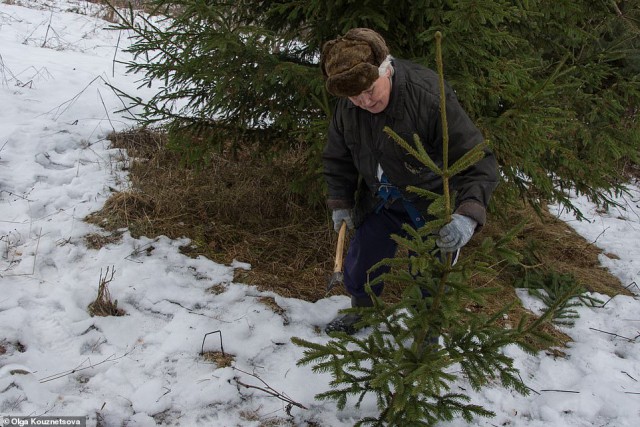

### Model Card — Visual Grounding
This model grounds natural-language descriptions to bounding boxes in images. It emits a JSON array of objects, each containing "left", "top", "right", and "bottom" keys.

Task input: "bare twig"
[
  {"left": 624, "top": 281, "right": 639, "bottom": 293},
  {"left": 4, "top": 228, "right": 42, "bottom": 277},
  {"left": 0, "top": 189, "right": 33, "bottom": 202},
  {"left": 88, "top": 266, "right": 124, "bottom": 316},
  {"left": 39, "top": 350, "right": 134, "bottom": 383},
  {"left": 589, "top": 327, "right": 637, "bottom": 342},
  {"left": 39, "top": 75, "right": 102, "bottom": 121},
  {"left": 112, "top": 30, "right": 122, "bottom": 78},
  {"left": 203, "top": 329, "right": 306, "bottom": 411},
  {"left": 201, "top": 330, "right": 224, "bottom": 355},
  {"left": 599, "top": 295, "right": 615, "bottom": 308},
  {"left": 597, "top": 279, "right": 638, "bottom": 307},
  {"left": 587, "top": 226, "right": 609, "bottom": 248},
  {"left": 97, "top": 88, "right": 116, "bottom": 132},
  {"left": 517, "top": 372, "right": 540, "bottom": 395},
  {"left": 41, "top": 10, "right": 54, "bottom": 48},
  {"left": 232, "top": 367, "right": 308, "bottom": 412},
  {"left": 540, "top": 389, "right": 580, "bottom": 394},
  {"left": 124, "top": 240, "right": 157, "bottom": 262},
  {"left": 622, "top": 371, "right": 638, "bottom": 382}
]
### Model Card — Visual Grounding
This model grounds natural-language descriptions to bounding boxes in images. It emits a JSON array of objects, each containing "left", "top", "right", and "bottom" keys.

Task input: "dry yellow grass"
[{"left": 85, "top": 128, "right": 630, "bottom": 348}]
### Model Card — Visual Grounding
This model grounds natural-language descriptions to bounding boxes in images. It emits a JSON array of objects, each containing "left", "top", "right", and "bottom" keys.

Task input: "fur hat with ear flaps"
[{"left": 321, "top": 28, "right": 390, "bottom": 97}]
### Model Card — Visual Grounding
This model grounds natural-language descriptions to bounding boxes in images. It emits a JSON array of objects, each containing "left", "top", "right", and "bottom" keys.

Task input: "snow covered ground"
[{"left": 1, "top": 1, "right": 639, "bottom": 426}]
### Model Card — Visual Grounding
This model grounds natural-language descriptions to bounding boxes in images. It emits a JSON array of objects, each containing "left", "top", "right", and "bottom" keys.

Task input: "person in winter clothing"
[{"left": 321, "top": 28, "right": 499, "bottom": 334}]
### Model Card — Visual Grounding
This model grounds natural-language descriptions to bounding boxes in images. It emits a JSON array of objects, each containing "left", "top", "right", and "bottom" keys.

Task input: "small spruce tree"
[{"left": 291, "top": 32, "right": 575, "bottom": 426}]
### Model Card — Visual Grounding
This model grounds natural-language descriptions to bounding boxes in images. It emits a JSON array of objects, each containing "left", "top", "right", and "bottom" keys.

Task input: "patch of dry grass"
[
  {"left": 481, "top": 204, "right": 629, "bottom": 298},
  {"left": 87, "top": 127, "right": 630, "bottom": 349},
  {"left": 202, "top": 351, "right": 234, "bottom": 368},
  {"left": 87, "top": 128, "right": 334, "bottom": 302},
  {"left": 84, "top": 231, "right": 123, "bottom": 249}
]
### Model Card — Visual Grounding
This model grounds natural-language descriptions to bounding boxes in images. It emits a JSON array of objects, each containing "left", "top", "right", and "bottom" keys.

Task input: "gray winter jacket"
[{"left": 322, "top": 58, "right": 499, "bottom": 228}]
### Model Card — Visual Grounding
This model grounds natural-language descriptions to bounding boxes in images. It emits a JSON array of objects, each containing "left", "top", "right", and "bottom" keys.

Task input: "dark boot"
[{"left": 324, "top": 295, "right": 373, "bottom": 335}]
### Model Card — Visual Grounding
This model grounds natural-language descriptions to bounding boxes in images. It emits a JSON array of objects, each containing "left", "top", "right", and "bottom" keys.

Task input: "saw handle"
[{"left": 333, "top": 220, "right": 347, "bottom": 273}]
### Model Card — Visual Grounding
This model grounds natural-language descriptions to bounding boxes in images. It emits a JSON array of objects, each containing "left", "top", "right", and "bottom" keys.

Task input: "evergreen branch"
[
  {"left": 406, "top": 185, "right": 441, "bottom": 200},
  {"left": 446, "top": 142, "right": 488, "bottom": 177},
  {"left": 106, "top": 3, "right": 185, "bottom": 67},
  {"left": 384, "top": 126, "right": 442, "bottom": 175}
]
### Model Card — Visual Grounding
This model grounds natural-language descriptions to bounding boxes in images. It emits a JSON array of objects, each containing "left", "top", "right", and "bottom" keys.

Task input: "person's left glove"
[{"left": 436, "top": 214, "right": 477, "bottom": 252}]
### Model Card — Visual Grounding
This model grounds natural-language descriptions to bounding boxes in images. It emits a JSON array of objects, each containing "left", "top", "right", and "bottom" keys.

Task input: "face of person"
[{"left": 348, "top": 69, "right": 392, "bottom": 114}]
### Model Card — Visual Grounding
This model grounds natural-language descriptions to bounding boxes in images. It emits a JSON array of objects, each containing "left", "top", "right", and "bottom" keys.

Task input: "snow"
[{"left": 1, "top": 1, "right": 639, "bottom": 426}]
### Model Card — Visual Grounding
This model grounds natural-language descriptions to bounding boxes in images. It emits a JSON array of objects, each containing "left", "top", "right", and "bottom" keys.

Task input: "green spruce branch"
[{"left": 518, "top": 270, "right": 603, "bottom": 327}]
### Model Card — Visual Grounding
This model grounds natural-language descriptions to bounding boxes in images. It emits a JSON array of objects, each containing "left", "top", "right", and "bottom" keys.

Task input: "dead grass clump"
[
  {"left": 85, "top": 190, "right": 156, "bottom": 234},
  {"left": 84, "top": 231, "right": 123, "bottom": 250},
  {"left": 106, "top": 128, "right": 167, "bottom": 161},
  {"left": 0, "top": 340, "right": 28, "bottom": 355},
  {"left": 202, "top": 351, "right": 234, "bottom": 368},
  {"left": 88, "top": 266, "right": 125, "bottom": 317},
  {"left": 258, "top": 296, "right": 286, "bottom": 316},
  {"left": 207, "top": 284, "right": 227, "bottom": 295},
  {"left": 258, "top": 296, "right": 290, "bottom": 325}
]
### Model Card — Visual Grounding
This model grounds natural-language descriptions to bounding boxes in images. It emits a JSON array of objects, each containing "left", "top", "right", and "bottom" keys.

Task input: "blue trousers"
[{"left": 344, "top": 205, "right": 414, "bottom": 299}]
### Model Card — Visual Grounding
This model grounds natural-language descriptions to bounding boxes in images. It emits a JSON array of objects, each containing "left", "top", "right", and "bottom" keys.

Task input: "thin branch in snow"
[
  {"left": 624, "top": 281, "right": 639, "bottom": 293},
  {"left": 41, "top": 10, "right": 54, "bottom": 48},
  {"left": 622, "top": 371, "right": 637, "bottom": 382},
  {"left": 3, "top": 227, "right": 42, "bottom": 277},
  {"left": 587, "top": 226, "right": 610, "bottom": 247},
  {"left": 112, "top": 30, "right": 122, "bottom": 78},
  {"left": 201, "top": 330, "right": 224, "bottom": 356},
  {"left": 97, "top": 87, "right": 115, "bottom": 132},
  {"left": 589, "top": 327, "right": 638, "bottom": 342},
  {"left": 232, "top": 367, "right": 308, "bottom": 413},
  {"left": 39, "top": 350, "right": 135, "bottom": 383},
  {"left": 39, "top": 75, "right": 102, "bottom": 121},
  {"left": 517, "top": 372, "right": 540, "bottom": 395}
]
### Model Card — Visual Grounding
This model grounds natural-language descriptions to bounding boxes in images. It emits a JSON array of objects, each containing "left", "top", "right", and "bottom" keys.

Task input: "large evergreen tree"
[{"left": 109, "top": 0, "right": 639, "bottom": 215}]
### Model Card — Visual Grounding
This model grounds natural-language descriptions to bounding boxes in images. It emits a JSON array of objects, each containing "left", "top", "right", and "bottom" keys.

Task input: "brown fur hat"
[{"left": 320, "top": 28, "right": 390, "bottom": 97}]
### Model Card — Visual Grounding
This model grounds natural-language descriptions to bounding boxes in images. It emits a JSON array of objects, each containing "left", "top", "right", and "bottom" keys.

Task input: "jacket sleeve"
[
  {"left": 323, "top": 105, "right": 359, "bottom": 210},
  {"left": 437, "top": 89, "right": 499, "bottom": 228}
]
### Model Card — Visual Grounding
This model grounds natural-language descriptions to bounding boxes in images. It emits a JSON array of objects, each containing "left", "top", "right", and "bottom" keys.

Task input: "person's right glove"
[
  {"left": 332, "top": 208, "right": 354, "bottom": 233},
  {"left": 436, "top": 214, "right": 477, "bottom": 252}
]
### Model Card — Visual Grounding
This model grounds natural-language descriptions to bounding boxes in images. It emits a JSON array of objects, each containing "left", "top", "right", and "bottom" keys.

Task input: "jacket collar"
[{"left": 385, "top": 59, "right": 405, "bottom": 120}]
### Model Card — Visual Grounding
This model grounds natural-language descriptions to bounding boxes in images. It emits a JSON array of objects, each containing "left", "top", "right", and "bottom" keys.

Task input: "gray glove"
[
  {"left": 436, "top": 214, "right": 477, "bottom": 252},
  {"left": 332, "top": 208, "right": 354, "bottom": 233}
]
